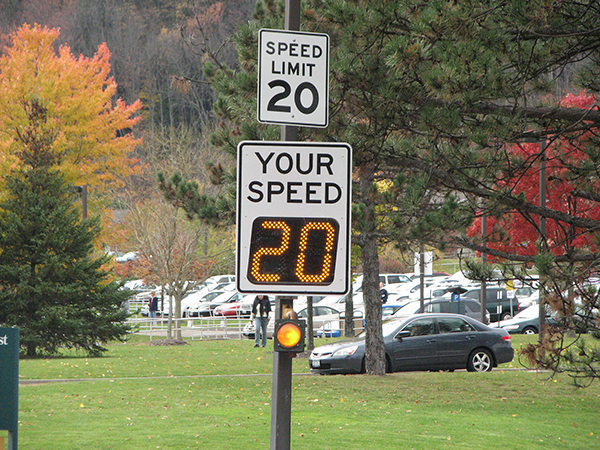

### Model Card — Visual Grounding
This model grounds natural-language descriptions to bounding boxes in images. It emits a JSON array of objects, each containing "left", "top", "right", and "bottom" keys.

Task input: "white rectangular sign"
[
  {"left": 257, "top": 29, "right": 329, "bottom": 128},
  {"left": 236, "top": 141, "right": 351, "bottom": 294}
]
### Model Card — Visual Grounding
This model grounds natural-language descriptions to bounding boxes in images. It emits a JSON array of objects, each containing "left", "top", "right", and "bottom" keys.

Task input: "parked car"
[
  {"left": 203, "top": 274, "right": 235, "bottom": 286},
  {"left": 513, "top": 287, "right": 539, "bottom": 310},
  {"left": 352, "top": 273, "right": 411, "bottom": 290},
  {"left": 381, "top": 303, "right": 407, "bottom": 317},
  {"left": 187, "top": 291, "right": 246, "bottom": 317},
  {"left": 317, "top": 292, "right": 364, "bottom": 308},
  {"left": 499, "top": 303, "right": 598, "bottom": 334},
  {"left": 213, "top": 295, "right": 255, "bottom": 317},
  {"left": 389, "top": 280, "right": 438, "bottom": 300},
  {"left": 424, "top": 298, "right": 490, "bottom": 324},
  {"left": 187, "top": 275, "right": 235, "bottom": 297},
  {"left": 405, "top": 272, "right": 450, "bottom": 281},
  {"left": 181, "top": 290, "right": 225, "bottom": 317},
  {"left": 380, "top": 273, "right": 412, "bottom": 285},
  {"left": 457, "top": 287, "right": 520, "bottom": 322},
  {"left": 318, "top": 303, "right": 403, "bottom": 337},
  {"left": 316, "top": 308, "right": 367, "bottom": 337},
  {"left": 350, "top": 303, "right": 407, "bottom": 320},
  {"left": 309, "top": 313, "right": 514, "bottom": 374},
  {"left": 391, "top": 298, "right": 490, "bottom": 324},
  {"left": 498, "top": 305, "right": 557, "bottom": 334}
]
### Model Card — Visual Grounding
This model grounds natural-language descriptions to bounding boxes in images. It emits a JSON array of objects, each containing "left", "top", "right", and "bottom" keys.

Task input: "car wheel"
[
  {"left": 467, "top": 348, "right": 493, "bottom": 372},
  {"left": 501, "top": 312, "right": 512, "bottom": 320},
  {"left": 523, "top": 326, "right": 537, "bottom": 335}
]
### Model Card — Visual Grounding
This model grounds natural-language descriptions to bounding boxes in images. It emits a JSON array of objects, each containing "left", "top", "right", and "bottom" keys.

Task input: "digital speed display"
[
  {"left": 237, "top": 141, "right": 351, "bottom": 294},
  {"left": 247, "top": 217, "right": 339, "bottom": 285}
]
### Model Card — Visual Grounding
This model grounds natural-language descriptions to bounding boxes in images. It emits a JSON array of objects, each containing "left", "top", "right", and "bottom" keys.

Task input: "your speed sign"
[
  {"left": 236, "top": 141, "right": 351, "bottom": 295},
  {"left": 258, "top": 29, "right": 329, "bottom": 128}
]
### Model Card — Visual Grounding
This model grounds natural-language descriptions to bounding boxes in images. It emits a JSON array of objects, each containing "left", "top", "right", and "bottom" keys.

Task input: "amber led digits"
[
  {"left": 247, "top": 217, "right": 339, "bottom": 285},
  {"left": 249, "top": 220, "right": 291, "bottom": 282},
  {"left": 295, "top": 221, "right": 336, "bottom": 283}
]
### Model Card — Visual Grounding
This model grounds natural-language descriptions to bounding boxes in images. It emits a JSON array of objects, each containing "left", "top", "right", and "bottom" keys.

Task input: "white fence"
[
  {"left": 126, "top": 316, "right": 249, "bottom": 341},
  {"left": 126, "top": 315, "right": 365, "bottom": 341}
]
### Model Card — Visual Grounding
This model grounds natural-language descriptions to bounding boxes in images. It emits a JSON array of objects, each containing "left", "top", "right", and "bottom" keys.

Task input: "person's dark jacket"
[
  {"left": 252, "top": 296, "right": 271, "bottom": 318},
  {"left": 380, "top": 288, "right": 388, "bottom": 304}
]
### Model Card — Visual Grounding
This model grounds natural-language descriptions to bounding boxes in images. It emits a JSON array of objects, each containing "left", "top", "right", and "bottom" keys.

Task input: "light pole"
[
  {"left": 538, "top": 141, "right": 547, "bottom": 344},
  {"left": 74, "top": 185, "right": 88, "bottom": 220},
  {"left": 271, "top": 3, "right": 301, "bottom": 450}
]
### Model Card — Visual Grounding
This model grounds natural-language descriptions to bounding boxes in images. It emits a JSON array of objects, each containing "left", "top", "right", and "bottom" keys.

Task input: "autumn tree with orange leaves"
[
  {"left": 0, "top": 24, "right": 142, "bottom": 355},
  {"left": 0, "top": 24, "right": 142, "bottom": 215}
]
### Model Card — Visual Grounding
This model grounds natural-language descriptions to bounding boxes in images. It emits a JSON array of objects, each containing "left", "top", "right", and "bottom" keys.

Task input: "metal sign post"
[
  {"left": 270, "top": 296, "right": 295, "bottom": 450},
  {"left": 245, "top": 2, "right": 345, "bottom": 448}
]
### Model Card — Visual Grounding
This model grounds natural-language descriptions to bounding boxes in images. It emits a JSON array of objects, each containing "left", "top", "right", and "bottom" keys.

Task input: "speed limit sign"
[{"left": 257, "top": 29, "right": 329, "bottom": 128}]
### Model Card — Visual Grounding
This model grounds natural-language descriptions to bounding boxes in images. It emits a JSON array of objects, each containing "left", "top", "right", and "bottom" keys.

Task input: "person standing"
[
  {"left": 251, "top": 294, "right": 271, "bottom": 348},
  {"left": 380, "top": 282, "right": 388, "bottom": 304},
  {"left": 148, "top": 291, "right": 159, "bottom": 320}
]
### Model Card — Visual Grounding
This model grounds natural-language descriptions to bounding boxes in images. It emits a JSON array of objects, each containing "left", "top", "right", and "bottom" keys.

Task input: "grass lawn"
[{"left": 9, "top": 335, "right": 600, "bottom": 449}]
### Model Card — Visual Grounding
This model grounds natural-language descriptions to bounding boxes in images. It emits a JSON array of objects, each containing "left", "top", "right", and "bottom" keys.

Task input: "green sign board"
[{"left": 0, "top": 327, "right": 19, "bottom": 449}]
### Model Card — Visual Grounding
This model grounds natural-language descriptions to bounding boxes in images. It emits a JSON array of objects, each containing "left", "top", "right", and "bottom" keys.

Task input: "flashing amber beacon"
[{"left": 274, "top": 319, "right": 306, "bottom": 352}]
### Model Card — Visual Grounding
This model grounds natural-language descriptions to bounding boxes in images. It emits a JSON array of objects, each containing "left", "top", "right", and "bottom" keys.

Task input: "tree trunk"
[
  {"left": 175, "top": 293, "right": 182, "bottom": 341},
  {"left": 26, "top": 342, "right": 37, "bottom": 357},
  {"left": 344, "top": 283, "right": 355, "bottom": 337},
  {"left": 167, "top": 293, "right": 173, "bottom": 340},
  {"left": 363, "top": 236, "right": 386, "bottom": 375}
]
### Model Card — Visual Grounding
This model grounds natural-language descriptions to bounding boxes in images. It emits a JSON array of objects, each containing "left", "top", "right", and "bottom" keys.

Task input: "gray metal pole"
[
  {"left": 270, "top": 296, "right": 295, "bottom": 450},
  {"left": 281, "top": 0, "right": 301, "bottom": 142},
  {"left": 285, "top": 0, "right": 301, "bottom": 31},
  {"left": 81, "top": 184, "right": 88, "bottom": 220},
  {"left": 538, "top": 141, "right": 547, "bottom": 343},
  {"left": 419, "top": 244, "right": 425, "bottom": 313},
  {"left": 271, "top": 3, "right": 301, "bottom": 449},
  {"left": 481, "top": 215, "right": 488, "bottom": 324}
]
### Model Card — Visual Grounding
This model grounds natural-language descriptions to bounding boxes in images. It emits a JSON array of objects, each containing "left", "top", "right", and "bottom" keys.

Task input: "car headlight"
[
  {"left": 333, "top": 345, "right": 358, "bottom": 357},
  {"left": 503, "top": 325, "right": 519, "bottom": 330}
]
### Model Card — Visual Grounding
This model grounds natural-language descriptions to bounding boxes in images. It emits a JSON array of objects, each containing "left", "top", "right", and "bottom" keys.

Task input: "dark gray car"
[
  {"left": 461, "top": 287, "right": 520, "bottom": 322},
  {"left": 424, "top": 298, "right": 489, "bottom": 324},
  {"left": 309, "top": 313, "right": 514, "bottom": 374}
]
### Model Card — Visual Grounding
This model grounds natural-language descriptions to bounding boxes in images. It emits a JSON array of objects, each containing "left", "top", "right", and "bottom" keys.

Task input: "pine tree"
[
  {"left": 0, "top": 100, "right": 130, "bottom": 357},
  {"left": 164, "top": 0, "right": 600, "bottom": 376}
]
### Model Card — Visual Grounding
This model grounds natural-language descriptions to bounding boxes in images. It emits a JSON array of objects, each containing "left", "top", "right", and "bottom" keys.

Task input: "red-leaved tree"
[{"left": 467, "top": 92, "right": 600, "bottom": 384}]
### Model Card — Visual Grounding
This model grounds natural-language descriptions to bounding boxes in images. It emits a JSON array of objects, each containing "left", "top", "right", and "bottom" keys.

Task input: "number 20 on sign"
[
  {"left": 248, "top": 217, "right": 339, "bottom": 285},
  {"left": 236, "top": 142, "right": 351, "bottom": 295}
]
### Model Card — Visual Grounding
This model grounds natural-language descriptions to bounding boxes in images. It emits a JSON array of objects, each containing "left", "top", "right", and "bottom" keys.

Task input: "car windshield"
[
  {"left": 513, "top": 305, "right": 539, "bottom": 319},
  {"left": 213, "top": 292, "right": 237, "bottom": 304},
  {"left": 355, "top": 318, "right": 404, "bottom": 339},
  {"left": 392, "top": 301, "right": 421, "bottom": 316}
]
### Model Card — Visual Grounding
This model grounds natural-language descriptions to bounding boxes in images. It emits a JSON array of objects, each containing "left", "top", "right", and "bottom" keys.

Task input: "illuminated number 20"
[
  {"left": 249, "top": 220, "right": 291, "bottom": 282},
  {"left": 295, "top": 221, "right": 336, "bottom": 283},
  {"left": 248, "top": 217, "right": 339, "bottom": 284}
]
